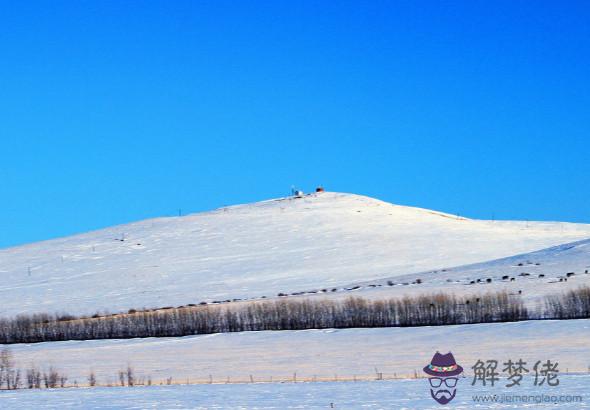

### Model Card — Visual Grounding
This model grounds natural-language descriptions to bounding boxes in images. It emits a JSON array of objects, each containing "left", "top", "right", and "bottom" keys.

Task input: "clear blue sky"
[{"left": 1, "top": 1, "right": 589, "bottom": 248}]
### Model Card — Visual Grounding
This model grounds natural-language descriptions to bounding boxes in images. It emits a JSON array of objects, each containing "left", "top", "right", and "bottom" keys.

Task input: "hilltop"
[{"left": 1, "top": 192, "right": 590, "bottom": 316}]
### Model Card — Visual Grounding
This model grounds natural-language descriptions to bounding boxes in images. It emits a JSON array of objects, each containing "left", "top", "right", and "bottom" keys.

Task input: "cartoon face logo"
[{"left": 423, "top": 352, "right": 463, "bottom": 405}]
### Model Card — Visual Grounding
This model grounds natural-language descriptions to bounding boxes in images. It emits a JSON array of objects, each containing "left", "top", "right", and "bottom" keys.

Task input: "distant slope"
[
  {"left": 337, "top": 238, "right": 590, "bottom": 306},
  {"left": 1, "top": 192, "right": 590, "bottom": 316}
]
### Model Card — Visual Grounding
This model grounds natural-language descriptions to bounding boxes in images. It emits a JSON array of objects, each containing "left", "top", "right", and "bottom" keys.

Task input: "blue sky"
[{"left": 1, "top": 1, "right": 589, "bottom": 248}]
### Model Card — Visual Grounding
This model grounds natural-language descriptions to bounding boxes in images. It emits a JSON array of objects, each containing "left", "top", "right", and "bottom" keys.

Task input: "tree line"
[
  {"left": 0, "top": 290, "right": 534, "bottom": 344},
  {"left": 544, "top": 286, "right": 590, "bottom": 319},
  {"left": 0, "top": 287, "right": 587, "bottom": 344}
]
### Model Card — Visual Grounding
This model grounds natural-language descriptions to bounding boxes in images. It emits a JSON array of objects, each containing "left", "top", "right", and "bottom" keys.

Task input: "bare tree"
[
  {"left": 43, "top": 367, "right": 60, "bottom": 388},
  {"left": 0, "top": 348, "right": 20, "bottom": 389},
  {"left": 126, "top": 365, "right": 135, "bottom": 387},
  {"left": 26, "top": 365, "right": 41, "bottom": 389},
  {"left": 88, "top": 371, "right": 97, "bottom": 387}
]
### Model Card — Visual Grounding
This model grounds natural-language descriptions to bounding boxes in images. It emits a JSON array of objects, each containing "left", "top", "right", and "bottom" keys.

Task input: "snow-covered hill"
[{"left": 1, "top": 192, "right": 590, "bottom": 316}]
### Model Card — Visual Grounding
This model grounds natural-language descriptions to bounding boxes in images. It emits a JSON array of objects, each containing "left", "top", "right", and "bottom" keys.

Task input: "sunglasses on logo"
[{"left": 429, "top": 377, "right": 458, "bottom": 388}]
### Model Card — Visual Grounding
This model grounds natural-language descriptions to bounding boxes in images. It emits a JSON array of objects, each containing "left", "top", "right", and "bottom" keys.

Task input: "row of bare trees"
[
  {"left": 544, "top": 286, "right": 590, "bottom": 319},
  {"left": 0, "top": 291, "right": 532, "bottom": 344},
  {"left": 0, "top": 287, "right": 586, "bottom": 344},
  {"left": 0, "top": 349, "right": 68, "bottom": 389},
  {"left": 26, "top": 366, "right": 67, "bottom": 388},
  {"left": 0, "top": 348, "right": 149, "bottom": 390}
]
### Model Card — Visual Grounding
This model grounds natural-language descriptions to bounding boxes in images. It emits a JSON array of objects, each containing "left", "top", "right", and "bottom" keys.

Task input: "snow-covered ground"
[
  {"left": 1, "top": 192, "right": 590, "bottom": 316},
  {"left": 8, "top": 319, "right": 590, "bottom": 384},
  {"left": 0, "top": 376, "right": 588, "bottom": 409}
]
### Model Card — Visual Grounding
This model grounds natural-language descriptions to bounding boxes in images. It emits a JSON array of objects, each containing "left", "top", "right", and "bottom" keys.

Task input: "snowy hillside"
[
  {"left": 332, "top": 238, "right": 590, "bottom": 307},
  {"left": 1, "top": 192, "right": 590, "bottom": 316}
]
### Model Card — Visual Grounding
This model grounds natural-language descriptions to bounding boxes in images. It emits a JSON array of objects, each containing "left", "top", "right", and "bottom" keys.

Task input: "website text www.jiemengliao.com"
[{"left": 472, "top": 393, "right": 583, "bottom": 404}]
